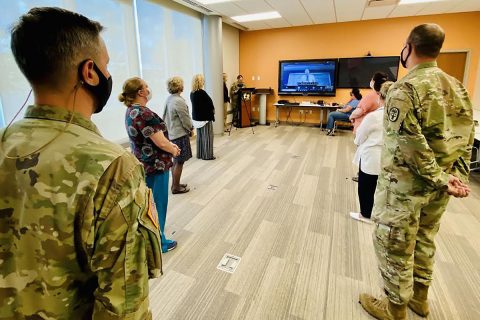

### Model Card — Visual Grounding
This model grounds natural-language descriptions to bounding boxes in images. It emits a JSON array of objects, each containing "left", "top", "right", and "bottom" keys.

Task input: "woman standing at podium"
[{"left": 190, "top": 74, "right": 216, "bottom": 160}]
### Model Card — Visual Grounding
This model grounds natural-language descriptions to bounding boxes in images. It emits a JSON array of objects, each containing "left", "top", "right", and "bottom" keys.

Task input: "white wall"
[{"left": 222, "top": 23, "right": 240, "bottom": 124}]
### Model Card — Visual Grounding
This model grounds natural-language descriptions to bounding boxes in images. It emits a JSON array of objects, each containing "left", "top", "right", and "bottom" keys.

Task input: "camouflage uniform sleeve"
[
  {"left": 88, "top": 152, "right": 162, "bottom": 319},
  {"left": 230, "top": 83, "right": 237, "bottom": 99},
  {"left": 386, "top": 84, "right": 449, "bottom": 190},
  {"left": 450, "top": 123, "right": 475, "bottom": 183}
]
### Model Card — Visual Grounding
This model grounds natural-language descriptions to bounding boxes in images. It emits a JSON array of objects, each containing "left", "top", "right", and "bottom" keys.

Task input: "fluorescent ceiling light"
[
  {"left": 197, "top": 0, "right": 232, "bottom": 4},
  {"left": 231, "top": 11, "right": 281, "bottom": 23},
  {"left": 399, "top": 0, "right": 443, "bottom": 4}
]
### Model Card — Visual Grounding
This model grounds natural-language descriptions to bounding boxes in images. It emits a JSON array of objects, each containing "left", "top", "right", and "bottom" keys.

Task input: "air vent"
[
  {"left": 173, "top": 0, "right": 214, "bottom": 14},
  {"left": 367, "top": 0, "right": 398, "bottom": 7}
]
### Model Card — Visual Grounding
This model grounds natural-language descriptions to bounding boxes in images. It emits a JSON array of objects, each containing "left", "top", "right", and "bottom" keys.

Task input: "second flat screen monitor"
[
  {"left": 278, "top": 59, "right": 337, "bottom": 96},
  {"left": 337, "top": 56, "right": 400, "bottom": 88}
]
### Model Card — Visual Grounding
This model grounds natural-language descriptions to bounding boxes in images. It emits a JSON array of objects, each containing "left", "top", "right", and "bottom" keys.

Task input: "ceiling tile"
[
  {"left": 388, "top": 3, "right": 428, "bottom": 18},
  {"left": 264, "top": 18, "right": 292, "bottom": 29},
  {"left": 301, "top": 0, "right": 337, "bottom": 24},
  {"left": 240, "top": 20, "right": 272, "bottom": 30},
  {"left": 234, "top": 0, "right": 274, "bottom": 14},
  {"left": 446, "top": 0, "right": 480, "bottom": 13},
  {"left": 362, "top": 5, "right": 396, "bottom": 20},
  {"left": 416, "top": 1, "right": 458, "bottom": 15},
  {"left": 207, "top": 2, "right": 248, "bottom": 16},
  {"left": 265, "top": 0, "right": 314, "bottom": 26},
  {"left": 183, "top": 0, "right": 480, "bottom": 31},
  {"left": 334, "top": 0, "right": 369, "bottom": 22}
]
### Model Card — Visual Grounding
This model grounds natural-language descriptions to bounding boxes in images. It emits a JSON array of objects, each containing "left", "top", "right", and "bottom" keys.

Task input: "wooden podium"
[{"left": 235, "top": 88, "right": 256, "bottom": 128}]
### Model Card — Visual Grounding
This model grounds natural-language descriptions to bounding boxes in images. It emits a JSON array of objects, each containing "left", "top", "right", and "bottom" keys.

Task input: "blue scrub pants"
[{"left": 146, "top": 170, "right": 174, "bottom": 252}]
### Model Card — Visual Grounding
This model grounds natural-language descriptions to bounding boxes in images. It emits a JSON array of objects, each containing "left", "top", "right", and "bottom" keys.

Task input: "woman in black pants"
[
  {"left": 190, "top": 74, "right": 216, "bottom": 160},
  {"left": 350, "top": 82, "right": 393, "bottom": 222}
]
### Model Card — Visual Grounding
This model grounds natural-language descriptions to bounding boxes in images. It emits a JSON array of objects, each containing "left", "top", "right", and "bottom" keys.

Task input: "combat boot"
[
  {"left": 408, "top": 282, "right": 430, "bottom": 317},
  {"left": 359, "top": 294, "right": 407, "bottom": 320}
]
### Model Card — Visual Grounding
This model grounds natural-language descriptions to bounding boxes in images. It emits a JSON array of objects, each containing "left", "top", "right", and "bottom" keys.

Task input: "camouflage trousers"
[
  {"left": 373, "top": 190, "right": 450, "bottom": 305},
  {"left": 224, "top": 102, "right": 229, "bottom": 130}
]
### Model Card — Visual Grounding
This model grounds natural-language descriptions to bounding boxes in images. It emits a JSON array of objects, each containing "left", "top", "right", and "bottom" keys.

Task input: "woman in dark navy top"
[
  {"left": 120, "top": 77, "right": 180, "bottom": 253},
  {"left": 190, "top": 74, "right": 216, "bottom": 160}
]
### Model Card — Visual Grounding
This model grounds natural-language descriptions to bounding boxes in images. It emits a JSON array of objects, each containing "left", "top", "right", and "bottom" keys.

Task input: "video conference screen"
[
  {"left": 337, "top": 56, "right": 400, "bottom": 88},
  {"left": 278, "top": 59, "right": 337, "bottom": 96}
]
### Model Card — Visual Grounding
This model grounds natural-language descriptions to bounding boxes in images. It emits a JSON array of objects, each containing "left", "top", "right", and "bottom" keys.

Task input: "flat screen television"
[
  {"left": 278, "top": 59, "right": 337, "bottom": 96},
  {"left": 337, "top": 56, "right": 400, "bottom": 88}
]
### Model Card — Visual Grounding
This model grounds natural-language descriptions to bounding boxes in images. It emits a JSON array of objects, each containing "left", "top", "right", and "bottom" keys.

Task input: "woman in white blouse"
[{"left": 350, "top": 81, "right": 394, "bottom": 223}]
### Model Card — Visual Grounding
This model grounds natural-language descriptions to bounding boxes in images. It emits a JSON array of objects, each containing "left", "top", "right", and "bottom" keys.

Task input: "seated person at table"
[{"left": 326, "top": 88, "right": 362, "bottom": 135}]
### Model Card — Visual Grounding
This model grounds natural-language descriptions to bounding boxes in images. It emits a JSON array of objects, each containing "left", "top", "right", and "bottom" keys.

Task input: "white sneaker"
[{"left": 350, "top": 212, "right": 373, "bottom": 224}]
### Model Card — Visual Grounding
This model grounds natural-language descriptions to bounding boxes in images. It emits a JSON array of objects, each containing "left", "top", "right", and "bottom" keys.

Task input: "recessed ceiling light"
[
  {"left": 231, "top": 11, "right": 282, "bottom": 23},
  {"left": 399, "top": 0, "right": 443, "bottom": 4},
  {"left": 197, "top": 0, "right": 232, "bottom": 4}
]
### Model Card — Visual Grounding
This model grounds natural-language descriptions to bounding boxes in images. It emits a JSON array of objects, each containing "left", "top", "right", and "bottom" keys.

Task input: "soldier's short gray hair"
[
  {"left": 407, "top": 23, "right": 445, "bottom": 59},
  {"left": 11, "top": 7, "right": 103, "bottom": 88}
]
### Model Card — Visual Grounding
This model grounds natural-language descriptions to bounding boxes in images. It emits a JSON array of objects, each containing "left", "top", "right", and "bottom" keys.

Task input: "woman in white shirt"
[{"left": 350, "top": 81, "right": 394, "bottom": 222}]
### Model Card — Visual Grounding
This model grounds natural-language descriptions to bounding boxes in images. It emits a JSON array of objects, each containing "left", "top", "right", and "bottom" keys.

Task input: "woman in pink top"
[{"left": 350, "top": 72, "right": 388, "bottom": 133}]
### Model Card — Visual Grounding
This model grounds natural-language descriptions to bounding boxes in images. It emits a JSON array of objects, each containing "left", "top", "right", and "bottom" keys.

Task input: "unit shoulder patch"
[{"left": 388, "top": 107, "right": 400, "bottom": 122}]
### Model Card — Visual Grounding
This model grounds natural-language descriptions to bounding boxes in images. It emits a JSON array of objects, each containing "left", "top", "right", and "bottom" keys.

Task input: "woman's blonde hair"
[
  {"left": 118, "top": 77, "right": 143, "bottom": 106},
  {"left": 167, "top": 76, "right": 184, "bottom": 94},
  {"left": 379, "top": 81, "right": 394, "bottom": 100},
  {"left": 191, "top": 74, "right": 205, "bottom": 92}
]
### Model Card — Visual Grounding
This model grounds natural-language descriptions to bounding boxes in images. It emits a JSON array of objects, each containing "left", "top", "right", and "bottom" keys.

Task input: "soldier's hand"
[
  {"left": 448, "top": 175, "right": 463, "bottom": 187},
  {"left": 447, "top": 175, "right": 470, "bottom": 197},
  {"left": 447, "top": 182, "right": 470, "bottom": 198}
]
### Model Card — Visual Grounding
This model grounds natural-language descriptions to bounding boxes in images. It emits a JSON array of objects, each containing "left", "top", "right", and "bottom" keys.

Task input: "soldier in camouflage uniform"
[
  {"left": 229, "top": 75, "right": 245, "bottom": 127},
  {"left": 0, "top": 8, "right": 161, "bottom": 319},
  {"left": 359, "top": 24, "right": 474, "bottom": 320}
]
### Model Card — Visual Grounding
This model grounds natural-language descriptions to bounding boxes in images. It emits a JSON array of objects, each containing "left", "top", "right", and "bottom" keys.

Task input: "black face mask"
[
  {"left": 79, "top": 60, "right": 112, "bottom": 114},
  {"left": 400, "top": 44, "right": 411, "bottom": 69}
]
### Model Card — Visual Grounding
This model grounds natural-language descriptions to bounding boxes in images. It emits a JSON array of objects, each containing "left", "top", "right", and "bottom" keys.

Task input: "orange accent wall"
[{"left": 239, "top": 12, "right": 480, "bottom": 124}]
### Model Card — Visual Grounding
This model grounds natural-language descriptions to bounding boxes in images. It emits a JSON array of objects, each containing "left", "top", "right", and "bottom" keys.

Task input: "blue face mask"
[{"left": 79, "top": 60, "right": 112, "bottom": 114}]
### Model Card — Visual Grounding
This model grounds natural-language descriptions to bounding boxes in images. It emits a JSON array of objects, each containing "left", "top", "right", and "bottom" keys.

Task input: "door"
[{"left": 437, "top": 52, "right": 468, "bottom": 84}]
